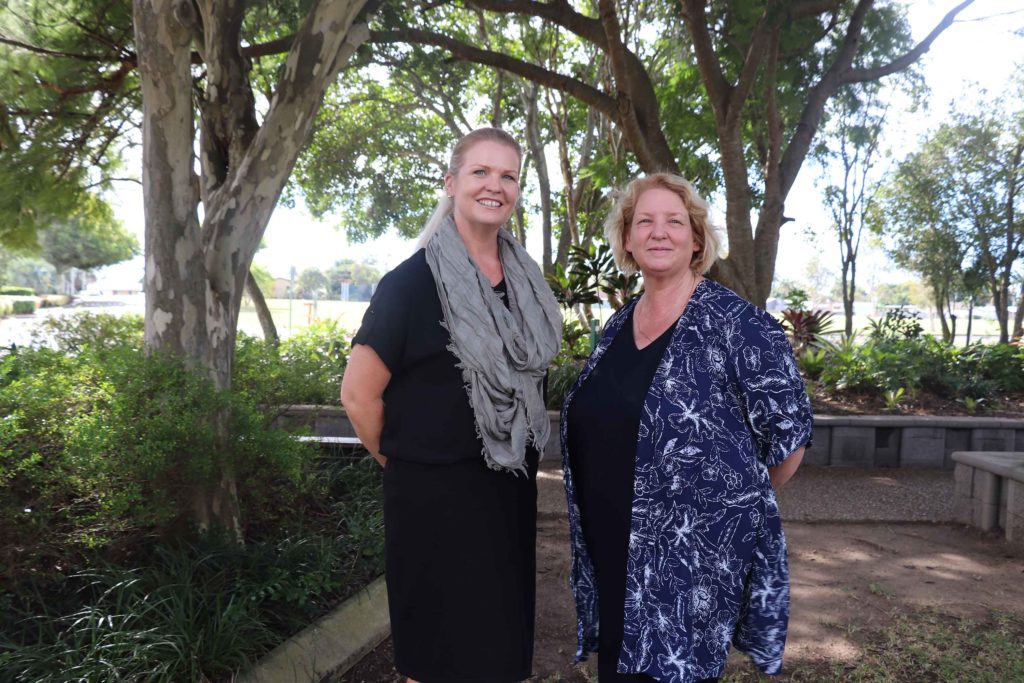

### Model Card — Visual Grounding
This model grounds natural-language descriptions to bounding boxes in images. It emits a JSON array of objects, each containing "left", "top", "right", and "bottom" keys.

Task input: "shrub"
[
  {"left": 797, "top": 348, "right": 829, "bottom": 381},
  {"left": 0, "top": 344, "right": 314, "bottom": 546},
  {"left": 11, "top": 300, "right": 35, "bottom": 315},
  {"left": 31, "top": 311, "right": 143, "bottom": 353},
  {"left": 234, "top": 318, "right": 350, "bottom": 407},
  {"left": 868, "top": 307, "right": 924, "bottom": 341},
  {"left": 0, "top": 314, "right": 385, "bottom": 682},
  {"left": 63, "top": 347, "right": 312, "bottom": 529},
  {"left": 0, "top": 285, "right": 34, "bottom": 296},
  {"left": 817, "top": 333, "right": 1023, "bottom": 402},
  {"left": 548, "top": 359, "right": 584, "bottom": 410}
]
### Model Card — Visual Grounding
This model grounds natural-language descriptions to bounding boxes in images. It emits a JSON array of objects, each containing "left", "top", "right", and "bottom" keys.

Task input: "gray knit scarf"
[{"left": 425, "top": 215, "right": 562, "bottom": 474}]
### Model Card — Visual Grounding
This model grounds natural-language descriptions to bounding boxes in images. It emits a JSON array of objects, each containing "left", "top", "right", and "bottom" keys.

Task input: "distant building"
[{"left": 272, "top": 277, "right": 291, "bottom": 298}]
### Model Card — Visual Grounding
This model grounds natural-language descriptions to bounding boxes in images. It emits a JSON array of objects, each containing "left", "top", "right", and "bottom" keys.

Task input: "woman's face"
[
  {"left": 444, "top": 140, "right": 520, "bottom": 233},
  {"left": 625, "top": 187, "right": 700, "bottom": 279}
]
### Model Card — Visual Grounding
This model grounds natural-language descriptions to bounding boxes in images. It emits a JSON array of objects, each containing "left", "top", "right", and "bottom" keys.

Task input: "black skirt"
[{"left": 383, "top": 451, "right": 538, "bottom": 683}]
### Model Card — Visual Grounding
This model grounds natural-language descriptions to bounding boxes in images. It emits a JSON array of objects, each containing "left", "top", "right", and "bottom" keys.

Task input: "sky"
[{"left": 97, "top": 0, "right": 1023, "bottom": 294}]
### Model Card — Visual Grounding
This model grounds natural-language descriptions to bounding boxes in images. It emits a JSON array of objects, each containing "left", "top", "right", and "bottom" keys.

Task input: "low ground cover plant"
[{"left": 808, "top": 309, "right": 1024, "bottom": 411}]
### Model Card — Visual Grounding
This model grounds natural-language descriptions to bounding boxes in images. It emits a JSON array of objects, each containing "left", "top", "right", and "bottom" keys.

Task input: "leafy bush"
[
  {"left": 31, "top": 311, "right": 143, "bottom": 353},
  {"left": 816, "top": 332, "right": 1022, "bottom": 402},
  {"left": 953, "top": 343, "right": 1024, "bottom": 393},
  {"left": 234, "top": 318, "right": 350, "bottom": 406},
  {"left": 11, "top": 300, "right": 35, "bottom": 315},
  {"left": 548, "top": 359, "right": 584, "bottom": 410},
  {"left": 0, "top": 313, "right": 382, "bottom": 681},
  {"left": 0, "top": 344, "right": 314, "bottom": 550},
  {"left": 868, "top": 307, "right": 924, "bottom": 341},
  {"left": 0, "top": 286, "right": 34, "bottom": 295},
  {"left": 797, "top": 348, "right": 829, "bottom": 381}
]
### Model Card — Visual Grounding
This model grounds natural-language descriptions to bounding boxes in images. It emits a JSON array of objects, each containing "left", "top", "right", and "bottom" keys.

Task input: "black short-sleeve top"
[{"left": 352, "top": 249, "right": 499, "bottom": 465}]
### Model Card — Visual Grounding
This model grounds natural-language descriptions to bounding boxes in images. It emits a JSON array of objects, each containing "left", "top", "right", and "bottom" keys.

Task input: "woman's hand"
[
  {"left": 768, "top": 447, "right": 805, "bottom": 490},
  {"left": 340, "top": 344, "right": 392, "bottom": 467}
]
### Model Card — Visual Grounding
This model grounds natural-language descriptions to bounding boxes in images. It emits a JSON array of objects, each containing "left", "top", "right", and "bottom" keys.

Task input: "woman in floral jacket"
[{"left": 562, "top": 173, "right": 813, "bottom": 683}]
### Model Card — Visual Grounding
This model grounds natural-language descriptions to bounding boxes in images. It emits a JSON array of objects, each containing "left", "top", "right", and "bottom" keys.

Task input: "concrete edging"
[{"left": 239, "top": 575, "right": 389, "bottom": 683}]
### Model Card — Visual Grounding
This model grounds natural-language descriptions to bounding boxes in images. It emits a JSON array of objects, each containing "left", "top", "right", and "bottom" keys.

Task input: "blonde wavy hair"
[{"left": 603, "top": 173, "right": 721, "bottom": 276}]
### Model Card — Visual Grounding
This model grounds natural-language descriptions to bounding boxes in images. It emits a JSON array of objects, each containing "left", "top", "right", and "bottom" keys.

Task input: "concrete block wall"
[
  {"left": 1007, "top": 480, "right": 1024, "bottom": 543},
  {"left": 951, "top": 451, "right": 1024, "bottom": 545},
  {"left": 277, "top": 407, "right": 1024, "bottom": 471},
  {"left": 811, "top": 416, "right": 1024, "bottom": 470}
]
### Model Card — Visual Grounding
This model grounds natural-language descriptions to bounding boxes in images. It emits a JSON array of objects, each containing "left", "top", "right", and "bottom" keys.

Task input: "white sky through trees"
[{"left": 99, "top": 1, "right": 1023, "bottom": 295}]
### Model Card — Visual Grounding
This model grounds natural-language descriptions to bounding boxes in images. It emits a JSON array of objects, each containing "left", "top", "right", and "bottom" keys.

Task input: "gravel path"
[{"left": 538, "top": 462, "right": 956, "bottom": 524}]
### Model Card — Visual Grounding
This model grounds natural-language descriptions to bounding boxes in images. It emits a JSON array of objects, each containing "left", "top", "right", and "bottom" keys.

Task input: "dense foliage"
[
  {"left": 0, "top": 314, "right": 379, "bottom": 681},
  {"left": 800, "top": 310, "right": 1024, "bottom": 409}
]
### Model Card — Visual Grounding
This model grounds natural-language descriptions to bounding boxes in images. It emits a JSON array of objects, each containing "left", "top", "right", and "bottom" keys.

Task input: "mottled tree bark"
[{"left": 133, "top": 0, "right": 368, "bottom": 537}]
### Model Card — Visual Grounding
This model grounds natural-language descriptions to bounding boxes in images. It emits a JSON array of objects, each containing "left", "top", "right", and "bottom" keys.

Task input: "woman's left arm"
[
  {"left": 768, "top": 446, "right": 804, "bottom": 489},
  {"left": 732, "top": 311, "right": 814, "bottom": 482}
]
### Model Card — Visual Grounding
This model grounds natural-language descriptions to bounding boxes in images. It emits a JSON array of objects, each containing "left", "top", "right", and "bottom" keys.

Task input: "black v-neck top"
[
  {"left": 566, "top": 305, "right": 674, "bottom": 549},
  {"left": 565, "top": 305, "right": 674, "bottom": 681}
]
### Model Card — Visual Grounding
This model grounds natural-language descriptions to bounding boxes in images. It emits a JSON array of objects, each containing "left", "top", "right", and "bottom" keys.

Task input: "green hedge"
[
  {"left": 0, "top": 285, "right": 34, "bottom": 295},
  {"left": 11, "top": 300, "right": 36, "bottom": 314}
]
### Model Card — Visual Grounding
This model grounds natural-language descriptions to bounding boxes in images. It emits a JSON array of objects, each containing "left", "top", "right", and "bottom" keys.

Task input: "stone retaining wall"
[
  {"left": 952, "top": 451, "right": 1024, "bottom": 544},
  {"left": 277, "top": 406, "right": 1024, "bottom": 470}
]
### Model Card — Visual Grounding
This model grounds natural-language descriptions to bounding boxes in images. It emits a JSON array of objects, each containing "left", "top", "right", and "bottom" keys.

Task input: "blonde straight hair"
[{"left": 415, "top": 127, "right": 523, "bottom": 250}]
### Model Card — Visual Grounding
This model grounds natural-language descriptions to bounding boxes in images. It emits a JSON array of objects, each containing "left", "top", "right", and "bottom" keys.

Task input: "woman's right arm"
[{"left": 340, "top": 343, "right": 392, "bottom": 467}]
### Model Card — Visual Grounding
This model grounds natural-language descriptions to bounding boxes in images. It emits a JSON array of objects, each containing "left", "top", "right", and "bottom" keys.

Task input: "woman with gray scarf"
[{"left": 341, "top": 127, "right": 562, "bottom": 683}]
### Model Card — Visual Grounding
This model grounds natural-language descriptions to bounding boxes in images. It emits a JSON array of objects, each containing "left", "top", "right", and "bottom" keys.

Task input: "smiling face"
[
  {"left": 624, "top": 186, "right": 700, "bottom": 279},
  {"left": 444, "top": 139, "right": 520, "bottom": 233}
]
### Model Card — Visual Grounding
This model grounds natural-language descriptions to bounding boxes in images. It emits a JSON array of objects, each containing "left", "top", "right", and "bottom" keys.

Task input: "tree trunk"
[
  {"left": 1012, "top": 281, "right": 1024, "bottom": 341},
  {"left": 933, "top": 288, "right": 951, "bottom": 342},
  {"left": 246, "top": 271, "right": 279, "bottom": 346},
  {"left": 133, "top": 0, "right": 368, "bottom": 538},
  {"left": 842, "top": 261, "right": 855, "bottom": 338},
  {"left": 965, "top": 298, "right": 974, "bottom": 345},
  {"left": 520, "top": 82, "right": 553, "bottom": 274}
]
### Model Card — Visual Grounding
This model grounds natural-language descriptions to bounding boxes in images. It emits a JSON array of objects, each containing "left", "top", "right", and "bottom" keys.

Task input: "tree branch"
[
  {"left": 841, "top": 0, "right": 975, "bottom": 83},
  {"left": 726, "top": 6, "right": 776, "bottom": 130},
  {"left": 679, "top": 0, "right": 731, "bottom": 118},
  {"left": 0, "top": 34, "right": 112, "bottom": 62},
  {"left": 597, "top": 0, "right": 658, "bottom": 170},
  {"left": 203, "top": 1, "right": 369, "bottom": 271},
  {"left": 464, "top": 0, "right": 605, "bottom": 45},
  {"left": 369, "top": 27, "right": 618, "bottom": 122}
]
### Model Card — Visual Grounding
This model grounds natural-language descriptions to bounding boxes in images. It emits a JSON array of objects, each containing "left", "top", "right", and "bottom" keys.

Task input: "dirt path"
[{"left": 340, "top": 467, "right": 1024, "bottom": 682}]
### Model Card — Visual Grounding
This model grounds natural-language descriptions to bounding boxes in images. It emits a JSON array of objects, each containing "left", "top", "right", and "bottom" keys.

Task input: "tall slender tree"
[{"left": 815, "top": 88, "right": 888, "bottom": 336}]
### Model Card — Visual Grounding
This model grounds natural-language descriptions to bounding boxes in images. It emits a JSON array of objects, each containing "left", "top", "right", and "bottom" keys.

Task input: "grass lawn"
[
  {"left": 238, "top": 298, "right": 369, "bottom": 337},
  {"left": 240, "top": 296, "right": 1011, "bottom": 345},
  {"left": 721, "top": 607, "right": 1024, "bottom": 681}
]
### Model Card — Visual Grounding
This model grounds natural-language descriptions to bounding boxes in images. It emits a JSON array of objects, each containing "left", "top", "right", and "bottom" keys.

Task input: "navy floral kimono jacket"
[{"left": 560, "top": 280, "right": 813, "bottom": 682}]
